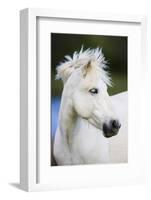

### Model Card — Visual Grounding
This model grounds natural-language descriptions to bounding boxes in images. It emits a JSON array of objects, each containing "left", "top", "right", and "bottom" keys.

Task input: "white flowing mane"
[{"left": 56, "top": 47, "right": 112, "bottom": 86}]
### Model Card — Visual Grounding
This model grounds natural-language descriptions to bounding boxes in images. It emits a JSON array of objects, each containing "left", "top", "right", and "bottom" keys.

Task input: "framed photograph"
[{"left": 20, "top": 8, "right": 147, "bottom": 191}]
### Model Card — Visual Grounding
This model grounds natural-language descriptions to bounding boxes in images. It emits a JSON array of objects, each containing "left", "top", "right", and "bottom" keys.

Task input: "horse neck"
[{"left": 58, "top": 87, "right": 77, "bottom": 143}]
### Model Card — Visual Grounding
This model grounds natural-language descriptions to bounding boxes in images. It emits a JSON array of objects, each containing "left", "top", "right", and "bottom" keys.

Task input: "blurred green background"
[{"left": 51, "top": 33, "right": 127, "bottom": 96}]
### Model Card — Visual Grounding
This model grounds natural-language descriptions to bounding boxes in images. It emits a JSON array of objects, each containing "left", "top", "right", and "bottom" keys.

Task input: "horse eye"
[{"left": 89, "top": 88, "right": 98, "bottom": 94}]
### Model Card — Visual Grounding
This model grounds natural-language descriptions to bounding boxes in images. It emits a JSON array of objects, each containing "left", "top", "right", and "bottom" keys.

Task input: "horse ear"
[{"left": 82, "top": 60, "right": 92, "bottom": 77}]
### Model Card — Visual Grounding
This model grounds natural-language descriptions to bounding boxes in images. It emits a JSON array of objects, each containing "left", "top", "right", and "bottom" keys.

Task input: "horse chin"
[
  {"left": 103, "top": 130, "right": 119, "bottom": 138},
  {"left": 88, "top": 120, "right": 105, "bottom": 134},
  {"left": 87, "top": 118, "right": 115, "bottom": 137}
]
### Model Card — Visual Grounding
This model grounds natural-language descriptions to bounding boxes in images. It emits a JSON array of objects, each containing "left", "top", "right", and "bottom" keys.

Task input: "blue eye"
[{"left": 89, "top": 88, "right": 98, "bottom": 94}]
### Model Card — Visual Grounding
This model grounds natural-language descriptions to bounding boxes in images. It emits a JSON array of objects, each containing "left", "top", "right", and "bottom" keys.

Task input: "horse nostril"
[{"left": 112, "top": 120, "right": 121, "bottom": 130}]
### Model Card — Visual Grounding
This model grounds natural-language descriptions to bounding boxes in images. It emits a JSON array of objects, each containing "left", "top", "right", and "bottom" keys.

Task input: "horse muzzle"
[{"left": 103, "top": 119, "right": 121, "bottom": 138}]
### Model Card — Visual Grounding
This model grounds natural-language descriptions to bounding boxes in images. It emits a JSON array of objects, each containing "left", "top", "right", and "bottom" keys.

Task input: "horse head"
[{"left": 56, "top": 47, "right": 121, "bottom": 138}]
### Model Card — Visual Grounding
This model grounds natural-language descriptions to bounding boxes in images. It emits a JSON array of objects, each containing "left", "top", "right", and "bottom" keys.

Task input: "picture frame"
[{"left": 20, "top": 8, "right": 147, "bottom": 191}]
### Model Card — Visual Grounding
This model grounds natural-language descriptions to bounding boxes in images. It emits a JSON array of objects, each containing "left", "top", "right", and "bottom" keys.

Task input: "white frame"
[{"left": 20, "top": 8, "right": 147, "bottom": 191}]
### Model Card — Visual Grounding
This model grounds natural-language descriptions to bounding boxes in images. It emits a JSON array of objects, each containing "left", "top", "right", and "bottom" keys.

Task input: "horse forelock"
[{"left": 56, "top": 47, "right": 112, "bottom": 86}]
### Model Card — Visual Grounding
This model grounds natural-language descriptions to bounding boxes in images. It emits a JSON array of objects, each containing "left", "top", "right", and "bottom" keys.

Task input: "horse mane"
[{"left": 56, "top": 47, "right": 112, "bottom": 86}]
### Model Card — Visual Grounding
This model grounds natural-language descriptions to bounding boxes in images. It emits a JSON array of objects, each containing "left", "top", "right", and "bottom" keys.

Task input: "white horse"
[{"left": 53, "top": 48, "right": 128, "bottom": 165}]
